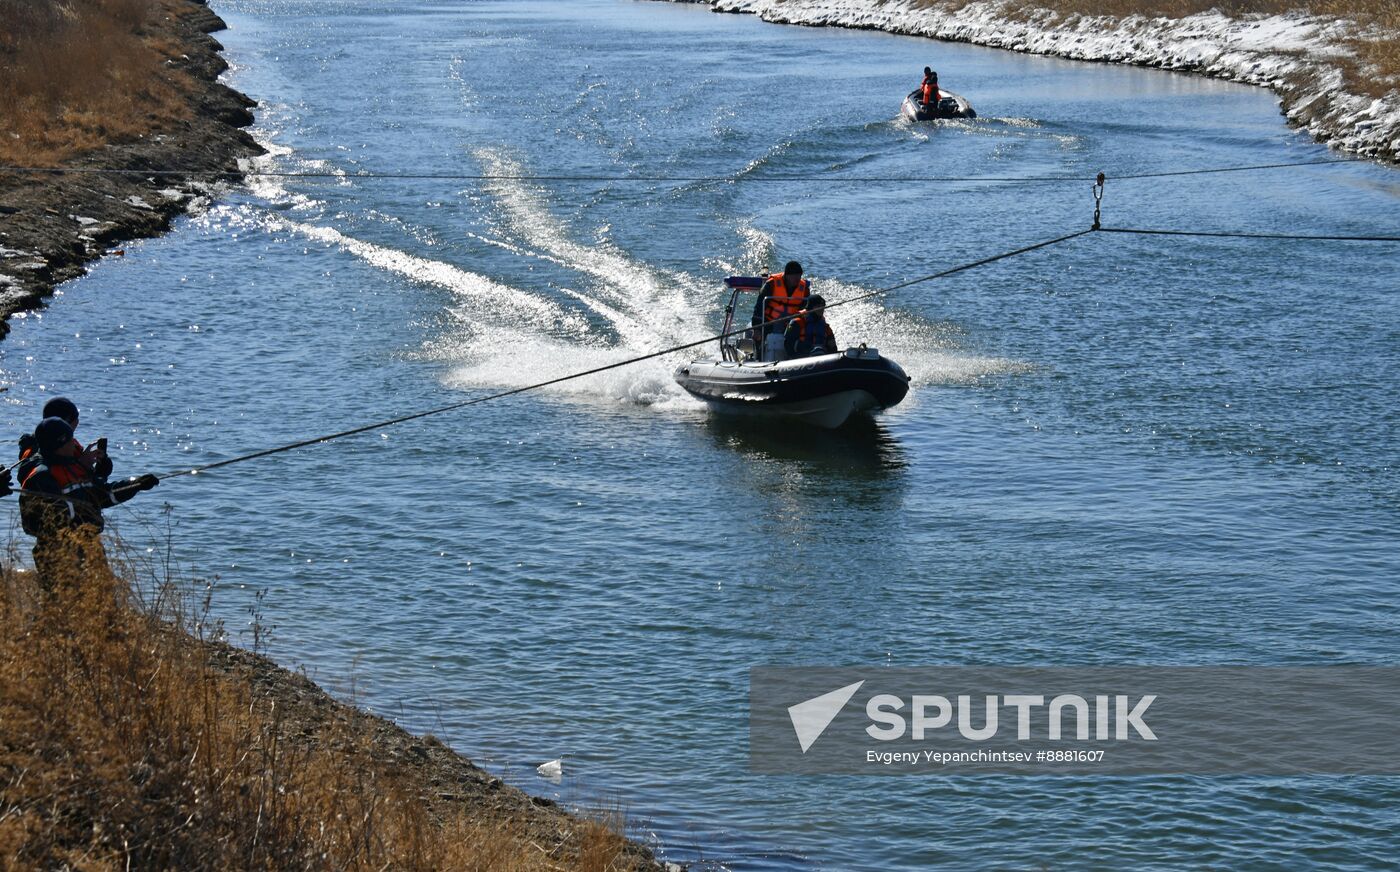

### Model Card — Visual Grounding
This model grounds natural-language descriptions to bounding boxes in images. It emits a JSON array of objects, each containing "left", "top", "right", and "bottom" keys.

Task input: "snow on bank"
[{"left": 661, "top": 0, "right": 1400, "bottom": 161}]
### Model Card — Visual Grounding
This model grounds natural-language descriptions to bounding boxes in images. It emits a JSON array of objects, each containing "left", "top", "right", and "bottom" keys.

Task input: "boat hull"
[
  {"left": 674, "top": 350, "right": 911, "bottom": 429},
  {"left": 901, "top": 89, "right": 976, "bottom": 121}
]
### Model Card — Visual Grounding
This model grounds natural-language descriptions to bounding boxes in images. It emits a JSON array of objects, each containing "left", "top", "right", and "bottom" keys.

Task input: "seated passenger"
[{"left": 784, "top": 295, "right": 837, "bottom": 358}]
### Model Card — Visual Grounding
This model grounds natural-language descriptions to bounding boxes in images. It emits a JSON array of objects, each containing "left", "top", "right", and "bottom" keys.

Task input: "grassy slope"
[
  {"left": 0, "top": 533, "right": 655, "bottom": 870},
  {"left": 0, "top": 0, "right": 197, "bottom": 167}
]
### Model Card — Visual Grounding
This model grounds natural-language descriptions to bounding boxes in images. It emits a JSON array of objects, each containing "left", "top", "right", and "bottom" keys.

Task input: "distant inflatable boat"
[
  {"left": 901, "top": 89, "right": 976, "bottom": 121},
  {"left": 673, "top": 276, "right": 911, "bottom": 430}
]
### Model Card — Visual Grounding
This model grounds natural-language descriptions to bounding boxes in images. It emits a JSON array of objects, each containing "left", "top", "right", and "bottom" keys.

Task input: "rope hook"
[{"left": 1092, "top": 172, "right": 1105, "bottom": 230}]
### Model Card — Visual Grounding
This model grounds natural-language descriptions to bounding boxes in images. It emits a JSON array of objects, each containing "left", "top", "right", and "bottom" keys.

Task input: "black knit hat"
[
  {"left": 34, "top": 417, "right": 75, "bottom": 458},
  {"left": 42, "top": 396, "right": 79, "bottom": 423}
]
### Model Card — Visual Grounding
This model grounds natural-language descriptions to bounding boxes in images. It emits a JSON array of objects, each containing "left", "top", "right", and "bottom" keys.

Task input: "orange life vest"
[
  {"left": 922, "top": 82, "right": 939, "bottom": 105},
  {"left": 15, "top": 440, "right": 39, "bottom": 483},
  {"left": 788, "top": 314, "right": 833, "bottom": 353},
  {"left": 18, "top": 438, "right": 85, "bottom": 482},
  {"left": 763, "top": 273, "right": 810, "bottom": 324},
  {"left": 18, "top": 454, "right": 104, "bottom": 534}
]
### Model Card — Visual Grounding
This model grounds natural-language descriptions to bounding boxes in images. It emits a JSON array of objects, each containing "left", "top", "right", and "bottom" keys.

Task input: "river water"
[{"left": 4, "top": 0, "right": 1399, "bottom": 867}]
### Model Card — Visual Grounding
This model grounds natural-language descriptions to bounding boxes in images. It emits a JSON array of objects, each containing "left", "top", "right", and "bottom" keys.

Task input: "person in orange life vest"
[
  {"left": 16, "top": 396, "right": 111, "bottom": 486},
  {"left": 920, "top": 67, "right": 940, "bottom": 106},
  {"left": 751, "top": 260, "right": 810, "bottom": 360},
  {"left": 18, "top": 417, "right": 157, "bottom": 588},
  {"left": 784, "top": 294, "right": 838, "bottom": 358}
]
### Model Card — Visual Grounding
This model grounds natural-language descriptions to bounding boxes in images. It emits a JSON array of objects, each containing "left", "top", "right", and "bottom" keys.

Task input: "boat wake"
[{"left": 227, "top": 127, "right": 1031, "bottom": 416}]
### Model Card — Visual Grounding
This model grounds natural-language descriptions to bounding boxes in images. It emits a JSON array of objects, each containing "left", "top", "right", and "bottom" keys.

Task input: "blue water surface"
[{"left": 2, "top": 1, "right": 1398, "bottom": 867}]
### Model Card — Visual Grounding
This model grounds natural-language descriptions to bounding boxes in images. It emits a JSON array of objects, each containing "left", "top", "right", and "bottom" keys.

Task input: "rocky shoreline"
[
  {"left": 658, "top": 0, "right": 1400, "bottom": 164},
  {"left": 0, "top": 0, "right": 263, "bottom": 339}
]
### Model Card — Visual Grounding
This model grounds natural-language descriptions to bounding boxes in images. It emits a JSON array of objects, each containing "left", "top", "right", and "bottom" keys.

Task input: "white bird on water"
[{"left": 537, "top": 757, "right": 563, "bottom": 782}]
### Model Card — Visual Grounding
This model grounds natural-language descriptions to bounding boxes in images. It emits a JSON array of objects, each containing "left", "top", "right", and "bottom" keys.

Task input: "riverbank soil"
[
  {"left": 0, "top": 536, "right": 664, "bottom": 870},
  {"left": 0, "top": 0, "right": 265, "bottom": 339}
]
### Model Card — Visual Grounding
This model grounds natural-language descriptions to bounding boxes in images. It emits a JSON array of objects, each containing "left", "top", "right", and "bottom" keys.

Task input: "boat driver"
[
  {"left": 751, "top": 260, "right": 810, "bottom": 361},
  {"left": 921, "top": 67, "right": 940, "bottom": 106}
]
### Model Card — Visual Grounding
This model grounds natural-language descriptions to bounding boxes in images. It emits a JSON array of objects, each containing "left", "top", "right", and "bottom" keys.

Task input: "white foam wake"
[
  {"left": 230, "top": 125, "right": 1029, "bottom": 412},
  {"left": 275, "top": 219, "right": 591, "bottom": 340},
  {"left": 473, "top": 148, "right": 708, "bottom": 350}
]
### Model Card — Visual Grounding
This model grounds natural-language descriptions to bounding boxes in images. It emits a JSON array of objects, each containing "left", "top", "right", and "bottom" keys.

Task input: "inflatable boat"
[
  {"left": 901, "top": 89, "right": 976, "bottom": 121},
  {"left": 673, "top": 277, "right": 911, "bottom": 429}
]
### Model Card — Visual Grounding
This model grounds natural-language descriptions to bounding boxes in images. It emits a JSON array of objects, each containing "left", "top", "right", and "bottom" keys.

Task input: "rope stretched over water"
[
  {"left": 23, "top": 214, "right": 1400, "bottom": 487},
  {"left": 1098, "top": 226, "right": 1400, "bottom": 242},
  {"left": 0, "top": 157, "right": 1363, "bottom": 185},
  {"left": 1110, "top": 158, "right": 1360, "bottom": 180},
  {"left": 9, "top": 158, "right": 1397, "bottom": 489},
  {"left": 151, "top": 228, "right": 1095, "bottom": 481},
  {"left": 0, "top": 165, "right": 1083, "bottom": 183}
]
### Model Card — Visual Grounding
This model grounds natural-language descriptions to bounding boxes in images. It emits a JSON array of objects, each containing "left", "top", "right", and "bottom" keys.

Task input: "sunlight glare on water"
[{"left": 1, "top": 0, "right": 1398, "bottom": 868}]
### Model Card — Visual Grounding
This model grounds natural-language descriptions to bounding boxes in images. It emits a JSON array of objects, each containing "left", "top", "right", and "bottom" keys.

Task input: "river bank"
[
  {"left": 0, "top": 0, "right": 263, "bottom": 339},
  {"left": 658, "top": 0, "right": 1400, "bottom": 163},
  {"left": 0, "top": 545, "right": 668, "bottom": 870}
]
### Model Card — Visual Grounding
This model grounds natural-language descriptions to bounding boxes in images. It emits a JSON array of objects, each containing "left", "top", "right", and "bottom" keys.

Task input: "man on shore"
[
  {"left": 16, "top": 396, "right": 111, "bottom": 484},
  {"left": 18, "top": 417, "right": 158, "bottom": 590},
  {"left": 751, "top": 261, "right": 811, "bottom": 361}
]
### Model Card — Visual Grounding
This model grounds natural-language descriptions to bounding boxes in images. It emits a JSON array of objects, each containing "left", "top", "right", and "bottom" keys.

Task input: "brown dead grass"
[
  {"left": 1344, "top": 2, "right": 1400, "bottom": 93},
  {"left": 0, "top": 531, "right": 639, "bottom": 871},
  {"left": 908, "top": 0, "right": 1398, "bottom": 19},
  {"left": 907, "top": 0, "right": 1399, "bottom": 96},
  {"left": 0, "top": 0, "right": 195, "bottom": 167}
]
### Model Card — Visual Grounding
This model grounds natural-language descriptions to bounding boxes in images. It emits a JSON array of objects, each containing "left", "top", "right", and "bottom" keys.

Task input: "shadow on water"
[{"left": 703, "top": 413, "right": 908, "bottom": 478}]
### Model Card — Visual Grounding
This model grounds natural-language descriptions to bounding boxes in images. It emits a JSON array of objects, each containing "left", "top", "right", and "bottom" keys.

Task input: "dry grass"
[
  {"left": 907, "top": 0, "right": 1399, "bottom": 19},
  {"left": 909, "top": 0, "right": 1300, "bottom": 14},
  {"left": 0, "top": 0, "right": 195, "bottom": 167},
  {"left": 1344, "top": 2, "right": 1400, "bottom": 93},
  {"left": 0, "top": 530, "right": 640, "bottom": 871},
  {"left": 906, "top": 0, "right": 1400, "bottom": 94}
]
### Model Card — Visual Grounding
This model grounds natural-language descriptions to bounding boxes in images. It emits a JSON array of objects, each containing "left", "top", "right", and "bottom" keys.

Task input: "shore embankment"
[
  {"left": 0, "top": 543, "right": 667, "bottom": 870},
  {"left": 660, "top": 0, "right": 1400, "bottom": 163},
  {"left": 0, "top": 0, "right": 264, "bottom": 338}
]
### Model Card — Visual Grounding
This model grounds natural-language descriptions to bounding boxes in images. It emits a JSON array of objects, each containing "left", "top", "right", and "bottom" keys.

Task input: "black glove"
[
  {"left": 136, "top": 473, "right": 159, "bottom": 491},
  {"left": 96, "top": 455, "right": 114, "bottom": 479},
  {"left": 0, "top": 467, "right": 11, "bottom": 498}
]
